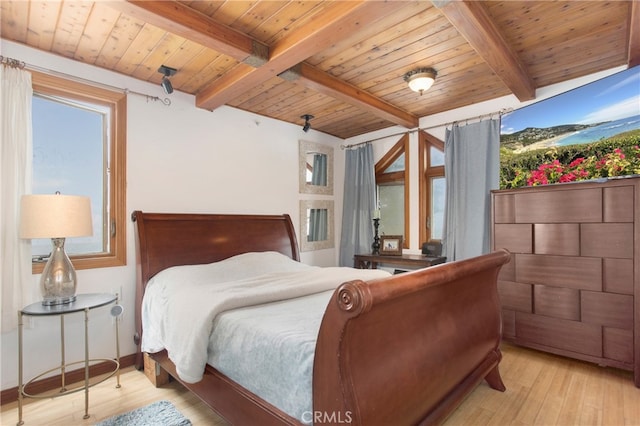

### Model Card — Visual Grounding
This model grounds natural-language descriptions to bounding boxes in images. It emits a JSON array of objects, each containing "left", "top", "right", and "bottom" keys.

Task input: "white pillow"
[{"left": 148, "top": 251, "right": 311, "bottom": 289}]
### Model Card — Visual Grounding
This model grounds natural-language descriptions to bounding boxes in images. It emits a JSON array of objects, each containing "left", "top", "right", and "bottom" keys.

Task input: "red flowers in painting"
[{"left": 525, "top": 146, "right": 639, "bottom": 186}]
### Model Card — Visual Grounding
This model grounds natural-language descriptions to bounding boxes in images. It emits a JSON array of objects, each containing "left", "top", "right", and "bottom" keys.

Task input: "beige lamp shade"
[{"left": 20, "top": 194, "right": 93, "bottom": 239}]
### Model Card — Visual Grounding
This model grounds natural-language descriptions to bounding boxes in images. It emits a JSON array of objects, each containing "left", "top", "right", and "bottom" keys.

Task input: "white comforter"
[{"left": 141, "top": 251, "right": 390, "bottom": 383}]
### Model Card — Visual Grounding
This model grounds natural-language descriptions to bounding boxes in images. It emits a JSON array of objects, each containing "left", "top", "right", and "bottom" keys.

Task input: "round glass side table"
[{"left": 17, "top": 293, "right": 121, "bottom": 425}]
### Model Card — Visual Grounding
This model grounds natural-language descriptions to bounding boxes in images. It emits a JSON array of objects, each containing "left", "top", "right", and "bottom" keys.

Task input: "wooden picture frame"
[{"left": 380, "top": 235, "right": 403, "bottom": 255}]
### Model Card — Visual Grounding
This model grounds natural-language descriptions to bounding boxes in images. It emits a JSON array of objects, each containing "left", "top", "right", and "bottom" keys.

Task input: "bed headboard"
[{"left": 132, "top": 211, "right": 300, "bottom": 286}]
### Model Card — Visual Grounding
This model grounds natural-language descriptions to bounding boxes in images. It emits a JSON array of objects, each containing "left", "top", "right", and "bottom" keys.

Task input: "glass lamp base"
[
  {"left": 42, "top": 295, "right": 77, "bottom": 306},
  {"left": 40, "top": 238, "right": 78, "bottom": 306}
]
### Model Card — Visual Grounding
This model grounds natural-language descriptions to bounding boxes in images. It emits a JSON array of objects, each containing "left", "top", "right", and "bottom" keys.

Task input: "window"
[
  {"left": 375, "top": 134, "right": 409, "bottom": 248},
  {"left": 419, "top": 131, "right": 445, "bottom": 243},
  {"left": 31, "top": 71, "right": 126, "bottom": 271}
]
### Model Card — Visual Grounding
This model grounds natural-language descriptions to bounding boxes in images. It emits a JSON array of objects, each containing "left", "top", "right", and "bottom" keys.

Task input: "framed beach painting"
[{"left": 499, "top": 66, "right": 640, "bottom": 189}]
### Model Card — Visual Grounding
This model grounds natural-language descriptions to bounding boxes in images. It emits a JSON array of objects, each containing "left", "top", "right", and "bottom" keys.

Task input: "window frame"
[
  {"left": 375, "top": 134, "right": 410, "bottom": 248},
  {"left": 418, "top": 131, "right": 445, "bottom": 244},
  {"left": 31, "top": 70, "right": 127, "bottom": 272}
]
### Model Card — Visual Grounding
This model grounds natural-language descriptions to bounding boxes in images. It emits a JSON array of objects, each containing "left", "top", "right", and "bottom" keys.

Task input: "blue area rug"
[{"left": 95, "top": 400, "right": 192, "bottom": 426}]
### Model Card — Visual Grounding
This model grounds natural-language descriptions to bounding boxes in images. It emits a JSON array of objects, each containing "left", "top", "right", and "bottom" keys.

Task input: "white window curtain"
[
  {"left": 339, "top": 143, "right": 376, "bottom": 267},
  {"left": 1, "top": 65, "right": 34, "bottom": 332},
  {"left": 443, "top": 119, "right": 500, "bottom": 262}
]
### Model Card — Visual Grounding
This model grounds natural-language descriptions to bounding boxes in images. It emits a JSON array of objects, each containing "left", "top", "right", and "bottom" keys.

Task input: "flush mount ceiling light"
[
  {"left": 158, "top": 64, "right": 177, "bottom": 95},
  {"left": 301, "top": 114, "right": 314, "bottom": 132},
  {"left": 404, "top": 67, "right": 437, "bottom": 95}
]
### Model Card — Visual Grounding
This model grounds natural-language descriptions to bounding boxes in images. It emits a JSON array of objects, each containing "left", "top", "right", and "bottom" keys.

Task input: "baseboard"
[{"left": 0, "top": 353, "right": 136, "bottom": 405}]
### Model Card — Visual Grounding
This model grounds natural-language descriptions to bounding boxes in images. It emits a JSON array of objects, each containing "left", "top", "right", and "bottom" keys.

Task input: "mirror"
[
  {"left": 299, "top": 140, "right": 333, "bottom": 195},
  {"left": 299, "top": 200, "right": 334, "bottom": 252}
]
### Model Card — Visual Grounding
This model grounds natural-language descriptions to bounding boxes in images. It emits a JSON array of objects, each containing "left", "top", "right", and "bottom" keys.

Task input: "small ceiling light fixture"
[
  {"left": 301, "top": 114, "right": 314, "bottom": 132},
  {"left": 404, "top": 67, "right": 437, "bottom": 95},
  {"left": 158, "top": 64, "right": 177, "bottom": 95}
]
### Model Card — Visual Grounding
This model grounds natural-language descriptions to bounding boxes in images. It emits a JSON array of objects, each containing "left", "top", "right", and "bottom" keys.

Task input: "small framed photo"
[{"left": 380, "top": 235, "right": 403, "bottom": 255}]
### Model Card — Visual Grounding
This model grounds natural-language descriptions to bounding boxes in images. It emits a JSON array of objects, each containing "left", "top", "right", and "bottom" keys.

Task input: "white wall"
[
  {"left": 344, "top": 65, "right": 627, "bottom": 255},
  {"left": 1, "top": 40, "right": 343, "bottom": 390}
]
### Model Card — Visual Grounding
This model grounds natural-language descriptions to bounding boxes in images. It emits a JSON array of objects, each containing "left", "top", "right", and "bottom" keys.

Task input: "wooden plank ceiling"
[{"left": 1, "top": 1, "right": 638, "bottom": 139}]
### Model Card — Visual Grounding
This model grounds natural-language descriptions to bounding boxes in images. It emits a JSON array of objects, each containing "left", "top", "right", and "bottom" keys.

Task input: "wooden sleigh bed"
[{"left": 132, "top": 211, "right": 511, "bottom": 425}]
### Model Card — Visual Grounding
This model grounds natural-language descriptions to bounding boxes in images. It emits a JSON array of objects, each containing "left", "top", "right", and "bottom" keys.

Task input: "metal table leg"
[
  {"left": 83, "top": 308, "right": 90, "bottom": 420},
  {"left": 17, "top": 311, "right": 23, "bottom": 426}
]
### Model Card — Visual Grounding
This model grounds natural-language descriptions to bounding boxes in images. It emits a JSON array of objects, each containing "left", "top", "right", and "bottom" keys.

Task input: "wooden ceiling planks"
[
  {"left": 94, "top": 12, "right": 143, "bottom": 70},
  {"left": 74, "top": 3, "right": 121, "bottom": 65},
  {"left": 487, "top": 1, "right": 631, "bottom": 88},
  {"left": 307, "top": 1, "right": 433, "bottom": 70},
  {"left": 312, "top": 3, "right": 439, "bottom": 77},
  {"left": 52, "top": 1, "right": 93, "bottom": 60},
  {"left": 242, "top": 2, "right": 326, "bottom": 46},
  {"left": 113, "top": 22, "right": 166, "bottom": 76},
  {"left": 25, "top": 0, "right": 61, "bottom": 51},
  {"left": 2, "top": 2, "right": 28, "bottom": 43},
  {"left": 1, "top": 0, "right": 636, "bottom": 139}
]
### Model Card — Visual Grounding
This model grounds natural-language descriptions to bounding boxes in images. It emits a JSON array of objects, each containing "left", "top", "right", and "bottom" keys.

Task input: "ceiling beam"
[
  {"left": 435, "top": 0, "right": 536, "bottom": 101},
  {"left": 195, "top": 1, "right": 404, "bottom": 114},
  {"left": 628, "top": 0, "right": 640, "bottom": 67},
  {"left": 196, "top": 63, "right": 266, "bottom": 109},
  {"left": 108, "top": 1, "right": 268, "bottom": 66},
  {"left": 281, "top": 63, "right": 418, "bottom": 129},
  {"left": 111, "top": 0, "right": 413, "bottom": 129}
]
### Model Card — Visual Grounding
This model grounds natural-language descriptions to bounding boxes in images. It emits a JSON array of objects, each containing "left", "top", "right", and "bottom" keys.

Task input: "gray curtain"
[
  {"left": 443, "top": 119, "right": 500, "bottom": 261},
  {"left": 308, "top": 153, "right": 328, "bottom": 242},
  {"left": 308, "top": 208, "right": 328, "bottom": 241},
  {"left": 311, "top": 153, "right": 327, "bottom": 186},
  {"left": 339, "top": 143, "right": 376, "bottom": 267}
]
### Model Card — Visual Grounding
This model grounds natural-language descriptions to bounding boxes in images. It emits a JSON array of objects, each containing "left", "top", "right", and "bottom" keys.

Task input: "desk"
[
  {"left": 354, "top": 253, "right": 446, "bottom": 270},
  {"left": 17, "top": 293, "right": 121, "bottom": 425}
]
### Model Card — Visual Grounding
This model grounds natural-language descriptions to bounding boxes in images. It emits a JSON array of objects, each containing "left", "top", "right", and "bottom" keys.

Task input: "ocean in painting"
[{"left": 555, "top": 114, "right": 640, "bottom": 147}]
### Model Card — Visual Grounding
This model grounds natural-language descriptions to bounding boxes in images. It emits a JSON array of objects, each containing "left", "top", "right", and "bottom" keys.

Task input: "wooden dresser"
[{"left": 491, "top": 177, "right": 639, "bottom": 387}]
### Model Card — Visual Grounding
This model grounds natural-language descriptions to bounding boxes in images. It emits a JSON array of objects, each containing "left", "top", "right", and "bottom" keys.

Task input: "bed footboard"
[{"left": 313, "top": 250, "right": 510, "bottom": 425}]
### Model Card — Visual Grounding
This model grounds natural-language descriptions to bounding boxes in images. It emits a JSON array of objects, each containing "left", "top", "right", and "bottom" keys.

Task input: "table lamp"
[{"left": 19, "top": 193, "right": 93, "bottom": 306}]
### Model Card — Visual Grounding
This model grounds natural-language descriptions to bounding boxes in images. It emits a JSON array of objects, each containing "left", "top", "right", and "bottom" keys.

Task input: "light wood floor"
[{"left": 2, "top": 343, "right": 639, "bottom": 426}]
